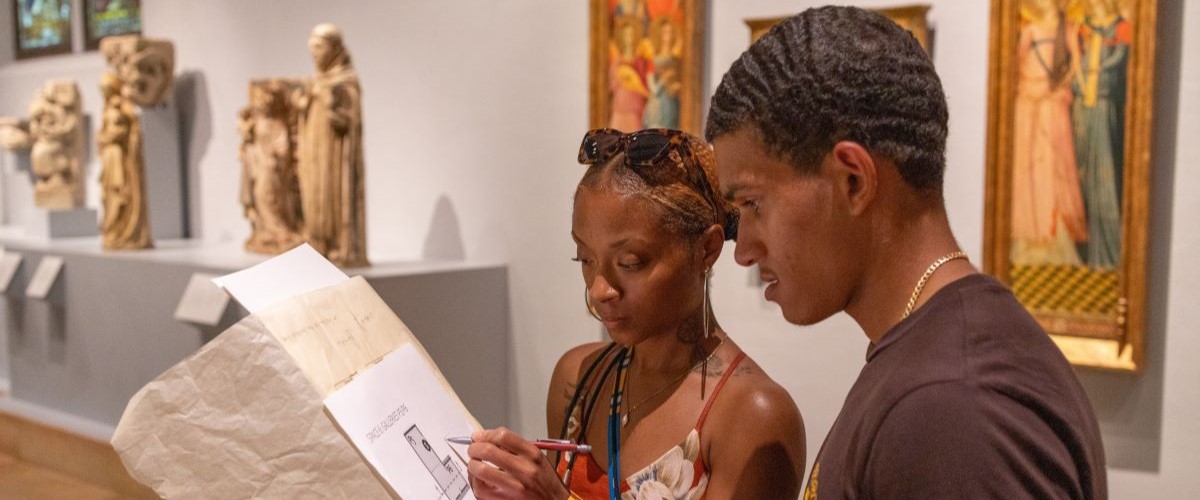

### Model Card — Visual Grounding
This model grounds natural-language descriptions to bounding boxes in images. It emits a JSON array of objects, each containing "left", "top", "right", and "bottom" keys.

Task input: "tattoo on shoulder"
[
  {"left": 701, "top": 359, "right": 754, "bottom": 378},
  {"left": 561, "top": 381, "right": 578, "bottom": 419}
]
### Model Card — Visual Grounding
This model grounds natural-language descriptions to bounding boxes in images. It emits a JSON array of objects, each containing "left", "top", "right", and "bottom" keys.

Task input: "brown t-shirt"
[{"left": 804, "top": 274, "right": 1106, "bottom": 499}]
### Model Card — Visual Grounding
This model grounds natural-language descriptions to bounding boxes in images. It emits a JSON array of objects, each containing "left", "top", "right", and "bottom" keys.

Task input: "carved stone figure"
[
  {"left": 240, "top": 79, "right": 304, "bottom": 254},
  {"left": 98, "top": 35, "right": 173, "bottom": 250},
  {"left": 293, "top": 24, "right": 368, "bottom": 267},
  {"left": 0, "top": 117, "right": 31, "bottom": 151},
  {"left": 98, "top": 72, "right": 151, "bottom": 249},
  {"left": 100, "top": 35, "right": 176, "bottom": 108},
  {"left": 0, "top": 80, "right": 86, "bottom": 209}
]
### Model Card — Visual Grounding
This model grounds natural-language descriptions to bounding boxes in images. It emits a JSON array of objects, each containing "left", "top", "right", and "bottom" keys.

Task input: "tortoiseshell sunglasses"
[{"left": 577, "top": 128, "right": 687, "bottom": 167}]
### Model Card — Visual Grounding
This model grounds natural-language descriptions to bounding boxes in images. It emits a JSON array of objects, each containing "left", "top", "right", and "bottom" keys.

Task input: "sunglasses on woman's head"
[{"left": 577, "top": 128, "right": 686, "bottom": 167}]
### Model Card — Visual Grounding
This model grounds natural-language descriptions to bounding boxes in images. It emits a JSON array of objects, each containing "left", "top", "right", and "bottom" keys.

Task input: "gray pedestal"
[
  {"left": 23, "top": 208, "right": 99, "bottom": 239},
  {"left": 0, "top": 238, "right": 510, "bottom": 436}
]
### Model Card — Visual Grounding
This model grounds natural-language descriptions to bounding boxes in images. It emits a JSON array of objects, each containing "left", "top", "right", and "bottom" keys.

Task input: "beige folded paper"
[{"left": 112, "top": 276, "right": 479, "bottom": 499}]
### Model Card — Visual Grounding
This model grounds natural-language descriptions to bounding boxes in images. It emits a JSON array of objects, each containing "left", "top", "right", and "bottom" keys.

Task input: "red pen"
[
  {"left": 446, "top": 436, "right": 593, "bottom": 454},
  {"left": 533, "top": 439, "right": 593, "bottom": 454}
]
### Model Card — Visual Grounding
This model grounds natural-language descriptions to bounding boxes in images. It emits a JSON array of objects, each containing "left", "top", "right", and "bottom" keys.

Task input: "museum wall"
[{"left": 1, "top": 0, "right": 1198, "bottom": 497}]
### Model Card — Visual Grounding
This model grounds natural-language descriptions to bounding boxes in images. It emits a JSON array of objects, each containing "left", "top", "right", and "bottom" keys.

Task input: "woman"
[
  {"left": 1072, "top": 0, "right": 1131, "bottom": 269},
  {"left": 608, "top": 19, "right": 651, "bottom": 132},
  {"left": 467, "top": 129, "right": 806, "bottom": 499},
  {"left": 643, "top": 18, "right": 682, "bottom": 129},
  {"left": 1010, "top": 0, "right": 1088, "bottom": 266}
]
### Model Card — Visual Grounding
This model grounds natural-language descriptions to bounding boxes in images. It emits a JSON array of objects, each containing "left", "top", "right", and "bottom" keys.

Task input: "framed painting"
[
  {"left": 589, "top": 0, "right": 705, "bottom": 134},
  {"left": 83, "top": 0, "right": 142, "bottom": 51},
  {"left": 745, "top": 4, "right": 933, "bottom": 53},
  {"left": 12, "top": 0, "right": 73, "bottom": 60},
  {"left": 983, "top": 0, "right": 1157, "bottom": 372}
]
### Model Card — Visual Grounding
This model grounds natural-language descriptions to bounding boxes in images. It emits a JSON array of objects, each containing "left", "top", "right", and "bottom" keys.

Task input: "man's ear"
[
  {"left": 699, "top": 224, "right": 724, "bottom": 270},
  {"left": 829, "top": 141, "right": 878, "bottom": 216}
]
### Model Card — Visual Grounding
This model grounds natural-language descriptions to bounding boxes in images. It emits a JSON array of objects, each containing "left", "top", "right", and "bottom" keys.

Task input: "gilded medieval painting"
[
  {"left": 984, "top": 0, "right": 1157, "bottom": 372},
  {"left": 745, "top": 4, "right": 932, "bottom": 52},
  {"left": 590, "top": 0, "right": 704, "bottom": 134}
]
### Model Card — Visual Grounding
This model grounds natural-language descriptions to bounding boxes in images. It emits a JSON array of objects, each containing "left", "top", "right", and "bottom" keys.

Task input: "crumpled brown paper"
[
  {"left": 111, "top": 314, "right": 392, "bottom": 499},
  {"left": 113, "top": 274, "right": 483, "bottom": 499}
]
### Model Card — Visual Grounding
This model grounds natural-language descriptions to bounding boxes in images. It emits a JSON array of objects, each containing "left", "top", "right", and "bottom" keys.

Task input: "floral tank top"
[{"left": 555, "top": 352, "right": 747, "bottom": 499}]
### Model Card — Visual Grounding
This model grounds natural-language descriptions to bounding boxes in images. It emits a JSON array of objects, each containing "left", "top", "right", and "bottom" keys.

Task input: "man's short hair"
[{"left": 705, "top": 6, "right": 949, "bottom": 193}]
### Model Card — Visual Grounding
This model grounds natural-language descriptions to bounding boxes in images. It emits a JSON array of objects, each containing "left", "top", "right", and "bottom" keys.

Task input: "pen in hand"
[{"left": 446, "top": 436, "right": 592, "bottom": 454}]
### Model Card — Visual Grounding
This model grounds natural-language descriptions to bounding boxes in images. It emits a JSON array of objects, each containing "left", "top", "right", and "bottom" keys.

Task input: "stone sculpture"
[
  {"left": 293, "top": 24, "right": 368, "bottom": 267},
  {"left": 239, "top": 79, "right": 304, "bottom": 254},
  {"left": 101, "top": 35, "right": 175, "bottom": 108},
  {"left": 98, "top": 35, "right": 174, "bottom": 250},
  {"left": 0, "top": 80, "right": 86, "bottom": 209}
]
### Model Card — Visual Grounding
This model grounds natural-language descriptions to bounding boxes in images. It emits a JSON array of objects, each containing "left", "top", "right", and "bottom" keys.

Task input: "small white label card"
[
  {"left": 173, "top": 273, "right": 232, "bottom": 326},
  {"left": 324, "top": 343, "right": 478, "bottom": 500},
  {"left": 0, "top": 251, "right": 23, "bottom": 293},
  {"left": 25, "top": 255, "right": 63, "bottom": 299}
]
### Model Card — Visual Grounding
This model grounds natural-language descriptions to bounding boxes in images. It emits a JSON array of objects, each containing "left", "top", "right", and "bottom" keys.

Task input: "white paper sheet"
[
  {"left": 325, "top": 343, "right": 478, "bottom": 500},
  {"left": 212, "top": 244, "right": 347, "bottom": 313},
  {"left": 257, "top": 276, "right": 416, "bottom": 397}
]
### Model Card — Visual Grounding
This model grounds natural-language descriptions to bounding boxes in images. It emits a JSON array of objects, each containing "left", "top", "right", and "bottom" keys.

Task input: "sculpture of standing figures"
[
  {"left": 294, "top": 24, "right": 368, "bottom": 267},
  {"left": 240, "top": 80, "right": 304, "bottom": 254},
  {"left": 97, "top": 35, "right": 174, "bottom": 250},
  {"left": 99, "top": 72, "right": 151, "bottom": 249}
]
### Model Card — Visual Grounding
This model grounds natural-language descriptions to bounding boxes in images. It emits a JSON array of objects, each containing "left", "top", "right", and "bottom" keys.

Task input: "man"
[{"left": 707, "top": 6, "right": 1106, "bottom": 499}]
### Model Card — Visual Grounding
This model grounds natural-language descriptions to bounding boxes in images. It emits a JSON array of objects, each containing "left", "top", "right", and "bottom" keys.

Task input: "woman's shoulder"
[
  {"left": 553, "top": 341, "right": 614, "bottom": 382},
  {"left": 546, "top": 342, "right": 614, "bottom": 434},
  {"left": 706, "top": 347, "right": 803, "bottom": 434},
  {"left": 701, "top": 344, "right": 807, "bottom": 497}
]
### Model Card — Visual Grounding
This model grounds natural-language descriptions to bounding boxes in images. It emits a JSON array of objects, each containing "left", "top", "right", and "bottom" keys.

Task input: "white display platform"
[{"left": 0, "top": 236, "right": 511, "bottom": 438}]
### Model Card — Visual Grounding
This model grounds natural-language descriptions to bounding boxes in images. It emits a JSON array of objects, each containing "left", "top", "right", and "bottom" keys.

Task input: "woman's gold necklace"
[
  {"left": 621, "top": 336, "right": 726, "bottom": 427},
  {"left": 902, "top": 251, "right": 969, "bottom": 320}
]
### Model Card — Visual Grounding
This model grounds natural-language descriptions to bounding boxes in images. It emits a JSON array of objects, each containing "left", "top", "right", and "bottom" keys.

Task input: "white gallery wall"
[{"left": 1, "top": 0, "right": 1197, "bottom": 497}]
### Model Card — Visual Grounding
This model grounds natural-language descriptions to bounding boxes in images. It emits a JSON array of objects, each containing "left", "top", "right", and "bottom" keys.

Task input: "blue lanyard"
[{"left": 607, "top": 348, "right": 632, "bottom": 500}]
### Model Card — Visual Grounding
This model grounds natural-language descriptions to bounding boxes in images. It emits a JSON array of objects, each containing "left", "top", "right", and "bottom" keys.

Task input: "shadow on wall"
[
  {"left": 1072, "top": 0, "right": 1184, "bottom": 473},
  {"left": 422, "top": 195, "right": 465, "bottom": 261},
  {"left": 174, "top": 70, "right": 213, "bottom": 240},
  {"left": 81, "top": 114, "right": 93, "bottom": 181}
]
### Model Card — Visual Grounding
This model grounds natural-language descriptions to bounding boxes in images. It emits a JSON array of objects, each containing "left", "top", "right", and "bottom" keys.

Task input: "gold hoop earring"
[
  {"left": 585, "top": 288, "right": 601, "bottom": 321},
  {"left": 701, "top": 267, "right": 712, "bottom": 399},
  {"left": 702, "top": 268, "right": 711, "bottom": 340}
]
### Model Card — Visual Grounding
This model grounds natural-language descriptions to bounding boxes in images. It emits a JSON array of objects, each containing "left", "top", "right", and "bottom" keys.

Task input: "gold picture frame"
[
  {"left": 589, "top": 0, "right": 705, "bottom": 135},
  {"left": 983, "top": 0, "right": 1157, "bottom": 372},
  {"left": 745, "top": 4, "right": 933, "bottom": 52}
]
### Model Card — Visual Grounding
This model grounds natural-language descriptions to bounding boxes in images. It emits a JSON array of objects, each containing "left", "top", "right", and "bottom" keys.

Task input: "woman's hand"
[{"left": 467, "top": 427, "right": 569, "bottom": 500}]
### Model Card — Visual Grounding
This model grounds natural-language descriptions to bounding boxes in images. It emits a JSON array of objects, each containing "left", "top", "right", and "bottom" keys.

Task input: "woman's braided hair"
[{"left": 579, "top": 132, "right": 739, "bottom": 242}]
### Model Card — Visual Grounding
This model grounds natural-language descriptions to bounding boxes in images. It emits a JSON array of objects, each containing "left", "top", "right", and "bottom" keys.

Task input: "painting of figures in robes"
[
  {"left": 589, "top": 0, "right": 703, "bottom": 134},
  {"left": 984, "top": 0, "right": 1157, "bottom": 372}
]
